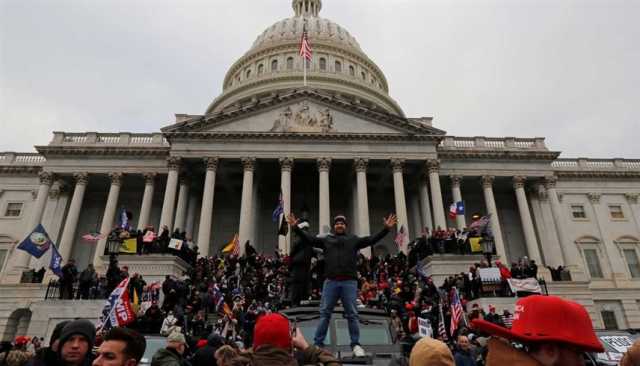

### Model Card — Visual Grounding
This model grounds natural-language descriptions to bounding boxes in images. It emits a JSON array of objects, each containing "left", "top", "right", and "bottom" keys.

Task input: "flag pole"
[{"left": 304, "top": 56, "right": 307, "bottom": 87}]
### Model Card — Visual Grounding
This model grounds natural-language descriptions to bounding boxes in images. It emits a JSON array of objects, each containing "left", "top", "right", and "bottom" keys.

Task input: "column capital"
[
  {"left": 73, "top": 172, "right": 89, "bottom": 185},
  {"left": 317, "top": 157, "right": 331, "bottom": 172},
  {"left": 587, "top": 192, "right": 601, "bottom": 204},
  {"left": 450, "top": 175, "right": 463, "bottom": 188},
  {"left": 426, "top": 159, "right": 440, "bottom": 174},
  {"left": 279, "top": 157, "right": 295, "bottom": 172},
  {"left": 48, "top": 184, "right": 61, "bottom": 200},
  {"left": 38, "top": 171, "right": 54, "bottom": 186},
  {"left": 143, "top": 172, "right": 157, "bottom": 184},
  {"left": 109, "top": 172, "right": 124, "bottom": 186},
  {"left": 624, "top": 193, "right": 639, "bottom": 204},
  {"left": 513, "top": 175, "right": 527, "bottom": 190},
  {"left": 390, "top": 158, "right": 405, "bottom": 173},
  {"left": 204, "top": 157, "right": 219, "bottom": 171},
  {"left": 353, "top": 158, "right": 369, "bottom": 173},
  {"left": 167, "top": 157, "right": 182, "bottom": 170},
  {"left": 481, "top": 175, "right": 495, "bottom": 188},
  {"left": 241, "top": 157, "right": 256, "bottom": 171},
  {"left": 544, "top": 176, "right": 558, "bottom": 189}
]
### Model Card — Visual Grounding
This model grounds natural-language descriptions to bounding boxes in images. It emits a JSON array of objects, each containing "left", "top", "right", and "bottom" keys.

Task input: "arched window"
[
  {"left": 271, "top": 59, "right": 278, "bottom": 72},
  {"left": 246, "top": 69, "right": 252, "bottom": 78},
  {"left": 319, "top": 57, "right": 326, "bottom": 70},
  {"left": 335, "top": 61, "right": 342, "bottom": 73},
  {"left": 257, "top": 64, "right": 264, "bottom": 75},
  {"left": 287, "top": 57, "right": 294, "bottom": 70},
  {"left": 349, "top": 65, "right": 355, "bottom": 76}
]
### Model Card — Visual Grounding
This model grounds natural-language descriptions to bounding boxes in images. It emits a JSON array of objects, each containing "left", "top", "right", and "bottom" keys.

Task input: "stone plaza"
[{"left": 1, "top": 0, "right": 639, "bottom": 340}]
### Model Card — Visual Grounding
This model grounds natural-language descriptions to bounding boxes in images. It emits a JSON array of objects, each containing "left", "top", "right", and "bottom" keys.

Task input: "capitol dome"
[{"left": 205, "top": 0, "right": 405, "bottom": 117}]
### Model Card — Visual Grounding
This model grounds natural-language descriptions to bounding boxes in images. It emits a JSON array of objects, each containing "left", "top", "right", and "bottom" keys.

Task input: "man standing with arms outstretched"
[{"left": 287, "top": 212, "right": 397, "bottom": 357}]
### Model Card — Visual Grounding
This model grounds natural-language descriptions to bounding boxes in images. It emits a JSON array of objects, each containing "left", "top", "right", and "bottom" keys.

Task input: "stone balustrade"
[
  {"left": 552, "top": 158, "right": 640, "bottom": 171},
  {"left": 439, "top": 136, "right": 547, "bottom": 150},
  {"left": 50, "top": 132, "right": 168, "bottom": 146},
  {"left": 0, "top": 153, "right": 46, "bottom": 166}
]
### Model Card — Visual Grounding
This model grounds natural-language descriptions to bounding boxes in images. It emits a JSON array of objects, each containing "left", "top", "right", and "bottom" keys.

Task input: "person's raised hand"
[
  {"left": 291, "top": 328, "right": 309, "bottom": 351},
  {"left": 384, "top": 214, "right": 398, "bottom": 229},
  {"left": 287, "top": 213, "right": 298, "bottom": 226}
]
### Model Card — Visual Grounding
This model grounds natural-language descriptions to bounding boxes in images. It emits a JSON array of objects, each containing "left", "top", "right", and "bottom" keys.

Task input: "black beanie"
[
  {"left": 59, "top": 320, "right": 96, "bottom": 349},
  {"left": 50, "top": 320, "right": 71, "bottom": 345}
]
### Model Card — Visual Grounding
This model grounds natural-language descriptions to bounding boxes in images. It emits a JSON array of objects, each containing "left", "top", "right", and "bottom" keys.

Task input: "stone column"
[
  {"left": 545, "top": 176, "right": 586, "bottom": 280},
  {"left": 58, "top": 173, "right": 89, "bottom": 263},
  {"left": 481, "top": 175, "right": 507, "bottom": 261},
  {"left": 94, "top": 173, "right": 123, "bottom": 267},
  {"left": 354, "top": 158, "right": 371, "bottom": 257},
  {"left": 198, "top": 158, "right": 218, "bottom": 257},
  {"left": 185, "top": 190, "right": 199, "bottom": 239},
  {"left": 238, "top": 158, "right": 256, "bottom": 255},
  {"left": 588, "top": 192, "right": 628, "bottom": 283},
  {"left": 279, "top": 158, "right": 294, "bottom": 254},
  {"left": 450, "top": 175, "right": 466, "bottom": 230},
  {"left": 12, "top": 172, "right": 54, "bottom": 271},
  {"left": 625, "top": 193, "right": 640, "bottom": 235},
  {"left": 317, "top": 158, "right": 331, "bottom": 236},
  {"left": 159, "top": 157, "right": 181, "bottom": 233},
  {"left": 418, "top": 176, "right": 433, "bottom": 231},
  {"left": 513, "top": 176, "right": 542, "bottom": 263},
  {"left": 137, "top": 173, "right": 156, "bottom": 230},
  {"left": 427, "top": 160, "right": 447, "bottom": 230},
  {"left": 173, "top": 176, "right": 191, "bottom": 232},
  {"left": 391, "top": 159, "right": 410, "bottom": 252}
]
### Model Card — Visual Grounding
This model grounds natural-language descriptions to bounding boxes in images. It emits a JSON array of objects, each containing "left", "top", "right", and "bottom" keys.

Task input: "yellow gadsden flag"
[
  {"left": 469, "top": 237, "right": 482, "bottom": 253},
  {"left": 120, "top": 238, "right": 137, "bottom": 254},
  {"left": 221, "top": 234, "right": 239, "bottom": 255}
]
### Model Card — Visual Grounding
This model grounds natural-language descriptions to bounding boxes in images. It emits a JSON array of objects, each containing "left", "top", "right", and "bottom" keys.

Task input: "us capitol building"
[{"left": 1, "top": 0, "right": 639, "bottom": 340}]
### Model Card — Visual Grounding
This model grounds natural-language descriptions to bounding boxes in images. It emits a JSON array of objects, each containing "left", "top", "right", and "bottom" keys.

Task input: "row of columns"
[{"left": 14, "top": 157, "right": 553, "bottom": 274}]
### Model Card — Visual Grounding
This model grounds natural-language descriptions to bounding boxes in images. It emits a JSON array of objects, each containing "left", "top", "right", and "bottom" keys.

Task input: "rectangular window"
[
  {"left": 4, "top": 203, "right": 23, "bottom": 217},
  {"left": 601, "top": 310, "right": 619, "bottom": 330},
  {"left": 623, "top": 249, "right": 640, "bottom": 278},
  {"left": 571, "top": 205, "right": 586, "bottom": 219},
  {"left": 609, "top": 205, "right": 625, "bottom": 219},
  {"left": 0, "top": 249, "right": 6, "bottom": 272},
  {"left": 584, "top": 249, "right": 603, "bottom": 278}
]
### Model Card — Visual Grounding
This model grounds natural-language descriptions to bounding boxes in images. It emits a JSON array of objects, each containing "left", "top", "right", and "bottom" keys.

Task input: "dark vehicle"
[
  {"left": 588, "top": 330, "right": 640, "bottom": 365},
  {"left": 282, "top": 306, "right": 404, "bottom": 366}
]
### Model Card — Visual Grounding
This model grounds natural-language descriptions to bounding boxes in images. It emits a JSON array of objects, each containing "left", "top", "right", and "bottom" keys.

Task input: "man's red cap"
[
  {"left": 253, "top": 313, "right": 292, "bottom": 351},
  {"left": 472, "top": 295, "right": 604, "bottom": 353}
]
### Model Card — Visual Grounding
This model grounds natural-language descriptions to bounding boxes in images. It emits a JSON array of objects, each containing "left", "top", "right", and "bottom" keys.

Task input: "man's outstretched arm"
[
  {"left": 287, "top": 213, "right": 324, "bottom": 248},
  {"left": 357, "top": 214, "right": 398, "bottom": 249}
]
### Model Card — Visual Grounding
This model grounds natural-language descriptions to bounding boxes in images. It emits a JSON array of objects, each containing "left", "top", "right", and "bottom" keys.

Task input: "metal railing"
[{"left": 45, "top": 279, "right": 107, "bottom": 300}]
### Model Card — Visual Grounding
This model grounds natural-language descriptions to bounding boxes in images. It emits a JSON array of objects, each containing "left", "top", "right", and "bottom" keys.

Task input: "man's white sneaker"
[{"left": 353, "top": 345, "right": 366, "bottom": 357}]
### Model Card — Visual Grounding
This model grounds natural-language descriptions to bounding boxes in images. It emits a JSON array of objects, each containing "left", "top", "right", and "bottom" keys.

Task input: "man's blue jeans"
[{"left": 314, "top": 279, "right": 360, "bottom": 347}]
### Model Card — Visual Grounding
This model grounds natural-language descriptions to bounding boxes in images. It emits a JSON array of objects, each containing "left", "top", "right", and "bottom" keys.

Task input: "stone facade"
[{"left": 1, "top": 0, "right": 640, "bottom": 340}]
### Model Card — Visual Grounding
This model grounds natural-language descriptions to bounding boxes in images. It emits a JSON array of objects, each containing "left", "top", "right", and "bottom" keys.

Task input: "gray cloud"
[{"left": 1, "top": 0, "right": 638, "bottom": 157}]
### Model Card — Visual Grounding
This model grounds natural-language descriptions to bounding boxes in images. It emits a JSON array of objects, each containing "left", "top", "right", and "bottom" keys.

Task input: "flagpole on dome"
[{"left": 303, "top": 20, "right": 307, "bottom": 87}]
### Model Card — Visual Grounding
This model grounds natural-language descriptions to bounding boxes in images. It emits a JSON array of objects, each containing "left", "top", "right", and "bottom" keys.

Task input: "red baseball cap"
[
  {"left": 472, "top": 295, "right": 604, "bottom": 353},
  {"left": 253, "top": 313, "right": 292, "bottom": 351}
]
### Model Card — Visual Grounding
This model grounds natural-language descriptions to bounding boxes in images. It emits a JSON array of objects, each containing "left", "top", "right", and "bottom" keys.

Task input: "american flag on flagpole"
[
  {"left": 299, "top": 22, "right": 312, "bottom": 86},
  {"left": 450, "top": 287, "right": 464, "bottom": 336},
  {"left": 438, "top": 303, "right": 448, "bottom": 341}
]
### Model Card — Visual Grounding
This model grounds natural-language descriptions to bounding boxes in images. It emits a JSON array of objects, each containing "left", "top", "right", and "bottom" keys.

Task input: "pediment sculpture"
[{"left": 270, "top": 102, "right": 336, "bottom": 133}]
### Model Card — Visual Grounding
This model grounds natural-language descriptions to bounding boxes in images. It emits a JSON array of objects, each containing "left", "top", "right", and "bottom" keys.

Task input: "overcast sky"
[{"left": 1, "top": 0, "right": 638, "bottom": 157}]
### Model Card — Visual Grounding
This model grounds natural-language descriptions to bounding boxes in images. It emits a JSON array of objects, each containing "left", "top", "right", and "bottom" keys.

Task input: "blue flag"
[
  {"left": 456, "top": 201, "right": 465, "bottom": 215},
  {"left": 272, "top": 192, "right": 284, "bottom": 222},
  {"left": 17, "top": 224, "right": 52, "bottom": 258},
  {"left": 49, "top": 245, "right": 63, "bottom": 277}
]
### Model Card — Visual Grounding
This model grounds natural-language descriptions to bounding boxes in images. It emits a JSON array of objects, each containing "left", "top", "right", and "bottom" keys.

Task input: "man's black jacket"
[{"left": 293, "top": 224, "right": 389, "bottom": 280}]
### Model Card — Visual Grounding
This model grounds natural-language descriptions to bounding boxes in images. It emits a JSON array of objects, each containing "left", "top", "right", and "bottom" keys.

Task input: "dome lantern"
[{"left": 292, "top": 0, "right": 322, "bottom": 17}]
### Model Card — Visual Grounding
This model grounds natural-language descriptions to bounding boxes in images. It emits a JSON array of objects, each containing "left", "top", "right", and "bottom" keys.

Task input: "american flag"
[
  {"left": 450, "top": 287, "right": 464, "bottom": 336},
  {"left": 438, "top": 303, "right": 448, "bottom": 341},
  {"left": 299, "top": 27, "right": 312, "bottom": 61},
  {"left": 394, "top": 225, "right": 407, "bottom": 249}
]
